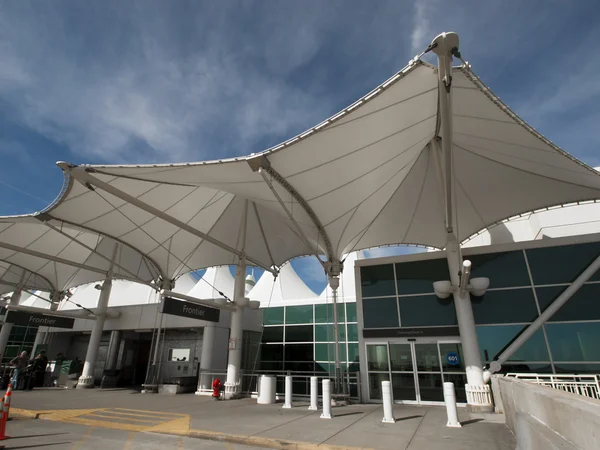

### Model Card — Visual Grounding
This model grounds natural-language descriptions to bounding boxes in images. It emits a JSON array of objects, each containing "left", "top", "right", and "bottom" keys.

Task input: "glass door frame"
[{"left": 365, "top": 338, "right": 465, "bottom": 405}]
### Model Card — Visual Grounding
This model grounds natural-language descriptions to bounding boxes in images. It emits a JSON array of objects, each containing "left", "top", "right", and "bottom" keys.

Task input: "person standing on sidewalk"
[{"left": 10, "top": 351, "right": 29, "bottom": 389}]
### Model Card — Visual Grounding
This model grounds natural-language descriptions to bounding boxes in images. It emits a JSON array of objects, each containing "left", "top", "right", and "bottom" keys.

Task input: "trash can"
[{"left": 257, "top": 375, "right": 276, "bottom": 404}]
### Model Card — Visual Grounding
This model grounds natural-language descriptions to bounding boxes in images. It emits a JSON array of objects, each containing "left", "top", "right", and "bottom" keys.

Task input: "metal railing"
[
  {"left": 506, "top": 373, "right": 600, "bottom": 400},
  {"left": 196, "top": 369, "right": 361, "bottom": 402}
]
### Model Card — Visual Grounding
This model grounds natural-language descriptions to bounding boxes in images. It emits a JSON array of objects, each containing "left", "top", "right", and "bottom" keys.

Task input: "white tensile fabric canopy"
[
  {"left": 249, "top": 262, "right": 317, "bottom": 307},
  {"left": 40, "top": 59, "right": 600, "bottom": 279},
  {"left": 187, "top": 266, "right": 235, "bottom": 300},
  {"left": 0, "top": 261, "right": 53, "bottom": 295},
  {"left": 0, "top": 215, "right": 161, "bottom": 293}
]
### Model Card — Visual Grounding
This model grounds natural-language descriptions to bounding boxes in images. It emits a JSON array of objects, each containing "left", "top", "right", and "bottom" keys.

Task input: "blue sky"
[{"left": 1, "top": 1, "right": 599, "bottom": 293}]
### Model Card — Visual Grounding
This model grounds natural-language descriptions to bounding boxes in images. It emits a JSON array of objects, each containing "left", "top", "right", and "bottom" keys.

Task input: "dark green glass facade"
[{"left": 360, "top": 242, "right": 600, "bottom": 374}]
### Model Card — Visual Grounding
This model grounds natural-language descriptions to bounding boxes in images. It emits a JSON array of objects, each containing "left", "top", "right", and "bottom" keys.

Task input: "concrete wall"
[{"left": 494, "top": 376, "right": 600, "bottom": 450}]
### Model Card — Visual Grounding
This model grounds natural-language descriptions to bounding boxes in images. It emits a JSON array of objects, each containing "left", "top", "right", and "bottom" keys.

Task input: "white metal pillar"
[
  {"left": 106, "top": 330, "right": 122, "bottom": 371},
  {"left": 0, "top": 288, "right": 23, "bottom": 360},
  {"left": 197, "top": 298, "right": 227, "bottom": 393},
  {"left": 329, "top": 275, "right": 343, "bottom": 395},
  {"left": 447, "top": 236, "right": 491, "bottom": 411},
  {"left": 77, "top": 243, "right": 118, "bottom": 388},
  {"left": 224, "top": 200, "right": 249, "bottom": 399},
  {"left": 31, "top": 296, "right": 60, "bottom": 356}
]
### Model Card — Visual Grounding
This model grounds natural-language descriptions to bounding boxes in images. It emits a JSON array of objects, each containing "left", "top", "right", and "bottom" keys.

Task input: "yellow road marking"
[
  {"left": 113, "top": 408, "right": 186, "bottom": 417},
  {"left": 123, "top": 431, "right": 136, "bottom": 450},
  {"left": 83, "top": 412, "right": 164, "bottom": 423},
  {"left": 95, "top": 409, "right": 183, "bottom": 420},
  {"left": 71, "top": 426, "right": 95, "bottom": 450},
  {"left": 177, "top": 436, "right": 184, "bottom": 449},
  {"left": 225, "top": 442, "right": 234, "bottom": 450}
]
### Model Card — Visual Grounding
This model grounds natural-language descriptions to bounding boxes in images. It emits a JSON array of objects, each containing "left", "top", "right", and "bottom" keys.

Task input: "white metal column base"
[
  {"left": 447, "top": 421, "right": 462, "bottom": 428},
  {"left": 320, "top": 412, "right": 332, "bottom": 419},
  {"left": 308, "top": 405, "right": 318, "bottom": 411},
  {"left": 465, "top": 384, "right": 493, "bottom": 412},
  {"left": 76, "top": 376, "right": 95, "bottom": 389},
  {"left": 224, "top": 382, "right": 241, "bottom": 399},
  {"left": 382, "top": 417, "right": 396, "bottom": 424}
]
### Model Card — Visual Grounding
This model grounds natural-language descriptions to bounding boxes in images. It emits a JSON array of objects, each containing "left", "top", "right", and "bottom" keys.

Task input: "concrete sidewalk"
[{"left": 10, "top": 388, "right": 515, "bottom": 450}]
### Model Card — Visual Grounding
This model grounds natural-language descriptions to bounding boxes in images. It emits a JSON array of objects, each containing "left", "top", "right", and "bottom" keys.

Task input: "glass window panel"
[
  {"left": 314, "top": 303, "right": 346, "bottom": 323},
  {"left": 285, "top": 362, "right": 315, "bottom": 372},
  {"left": 368, "top": 373, "right": 389, "bottom": 400},
  {"left": 260, "top": 361, "right": 283, "bottom": 371},
  {"left": 168, "top": 348, "right": 190, "bottom": 362},
  {"left": 263, "top": 307, "right": 284, "bottom": 325},
  {"left": 262, "top": 326, "right": 283, "bottom": 342},
  {"left": 476, "top": 325, "right": 550, "bottom": 362},
  {"left": 367, "top": 344, "right": 389, "bottom": 371},
  {"left": 526, "top": 242, "right": 600, "bottom": 285},
  {"left": 395, "top": 259, "right": 450, "bottom": 295},
  {"left": 389, "top": 344, "right": 413, "bottom": 372},
  {"left": 315, "top": 304, "right": 332, "bottom": 323},
  {"left": 315, "top": 343, "right": 346, "bottom": 362},
  {"left": 444, "top": 373, "right": 467, "bottom": 403},
  {"left": 417, "top": 373, "right": 444, "bottom": 401},
  {"left": 285, "top": 305, "right": 314, "bottom": 324},
  {"left": 554, "top": 363, "right": 600, "bottom": 374},
  {"left": 439, "top": 343, "right": 465, "bottom": 373},
  {"left": 471, "top": 288, "right": 538, "bottom": 324},
  {"left": 392, "top": 373, "right": 416, "bottom": 401},
  {"left": 314, "top": 324, "right": 346, "bottom": 342},
  {"left": 362, "top": 298, "right": 399, "bottom": 329},
  {"left": 285, "top": 344, "right": 314, "bottom": 362},
  {"left": 536, "top": 284, "right": 600, "bottom": 322},
  {"left": 496, "top": 363, "right": 552, "bottom": 374},
  {"left": 361, "top": 265, "right": 396, "bottom": 297},
  {"left": 261, "top": 344, "right": 283, "bottom": 362},
  {"left": 399, "top": 295, "right": 457, "bottom": 327},
  {"left": 315, "top": 325, "right": 333, "bottom": 342},
  {"left": 292, "top": 379, "right": 309, "bottom": 395},
  {"left": 414, "top": 344, "right": 440, "bottom": 371},
  {"left": 347, "top": 324, "right": 358, "bottom": 342},
  {"left": 346, "top": 303, "right": 357, "bottom": 322},
  {"left": 468, "top": 251, "right": 530, "bottom": 288},
  {"left": 545, "top": 322, "right": 600, "bottom": 362},
  {"left": 348, "top": 343, "right": 359, "bottom": 363},
  {"left": 315, "top": 362, "right": 332, "bottom": 373},
  {"left": 285, "top": 325, "right": 313, "bottom": 343}
]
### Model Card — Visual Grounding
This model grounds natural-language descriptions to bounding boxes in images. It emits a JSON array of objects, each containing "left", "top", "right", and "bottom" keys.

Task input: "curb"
[{"left": 150, "top": 429, "right": 372, "bottom": 450}]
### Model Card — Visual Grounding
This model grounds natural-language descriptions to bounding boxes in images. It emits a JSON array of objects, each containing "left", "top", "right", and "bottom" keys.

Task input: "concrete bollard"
[
  {"left": 443, "top": 382, "right": 462, "bottom": 428},
  {"left": 309, "top": 376, "right": 318, "bottom": 411},
  {"left": 283, "top": 375, "right": 292, "bottom": 409},
  {"left": 381, "top": 380, "right": 395, "bottom": 423},
  {"left": 320, "top": 379, "right": 332, "bottom": 419}
]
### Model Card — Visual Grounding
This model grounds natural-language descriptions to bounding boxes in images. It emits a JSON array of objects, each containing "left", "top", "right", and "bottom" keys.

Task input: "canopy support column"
[
  {"left": 0, "top": 272, "right": 25, "bottom": 360},
  {"left": 77, "top": 243, "right": 118, "bottom": 389},
  {"left": 106, "top": 330, "right": 122, "bottom": 371},
  {"left": 324, "top": 259, "right": 344, "bottom": 398},
  {"left": 224, "top": 200, "right": 249, "bottom": 399},
  {"left": 197, "top": 298, "right": 227, "bottom": 393}
]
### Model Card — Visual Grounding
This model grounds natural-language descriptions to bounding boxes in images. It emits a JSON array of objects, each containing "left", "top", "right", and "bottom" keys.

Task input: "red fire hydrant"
[{"left": 212, "top": 378, "right": 222, "bottom": 400}]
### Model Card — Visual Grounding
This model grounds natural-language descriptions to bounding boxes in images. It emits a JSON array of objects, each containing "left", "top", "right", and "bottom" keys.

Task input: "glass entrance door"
[{"left": 366, "top": 340, "right": 467, "bottom": 404}]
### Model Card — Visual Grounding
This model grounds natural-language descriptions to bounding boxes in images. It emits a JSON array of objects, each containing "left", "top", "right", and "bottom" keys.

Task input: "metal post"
[
  {"left": 283, "top": 375, "right": 292, "bottom": 409},
  {"left": 444, "top": 382, "right": 461, "bottom": 427},
  {"left": 320, "top": 379, "right": 332, "bottom": 419},
  {"left": 381, "top": 381, "right": 395, "bottom": 423},
  {"left": 225, "top": 200, "right": 249, "bottom": 399},
  {"left": 106, "top": 330, "right": 122, "bottom": 370},
  {"left": 309, "top": 376, "right": 318, "bottom": 411},
  {"left": 0, "top": 272, "right": 25, "bottom": 360},
  {"left": 77, "top": 243, "right": 117, "bottom": 389}
]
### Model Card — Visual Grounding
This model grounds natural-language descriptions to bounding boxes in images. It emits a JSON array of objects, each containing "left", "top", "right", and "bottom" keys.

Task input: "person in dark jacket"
[{"left": 33, "top": 351, "right": 49, "bottom": 387}]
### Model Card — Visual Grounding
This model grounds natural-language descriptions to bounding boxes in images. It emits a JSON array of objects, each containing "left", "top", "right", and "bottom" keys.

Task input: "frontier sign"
[
  {"left": 161, "top": 296, "right": 220, "bottom": 323},
  {"left": 6, "top": 310, "right": 75, "bottom": 329}
]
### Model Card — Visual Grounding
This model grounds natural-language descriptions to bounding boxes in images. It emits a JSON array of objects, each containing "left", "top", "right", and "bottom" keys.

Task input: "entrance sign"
[
  {"left": 5, "top": 310, "right": 75, "bottom": 329},
  {"left": 161, "top": 296, "right": 220, "bottom": 323},
  {"left": 363, "top": 326, "right": 460, "bottom": 339},
  {"left": 446, "top": 352, "right": 460, "bottom": 366}
]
